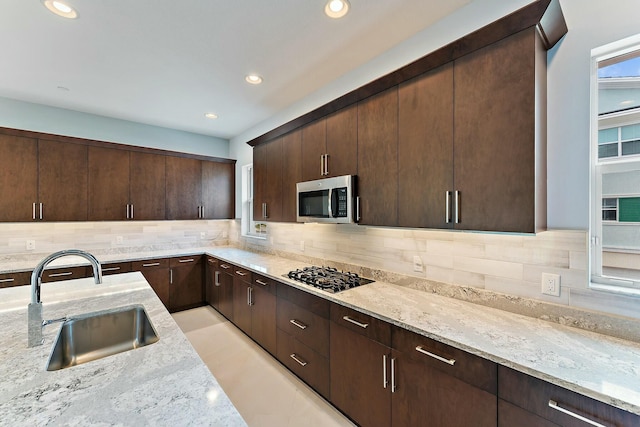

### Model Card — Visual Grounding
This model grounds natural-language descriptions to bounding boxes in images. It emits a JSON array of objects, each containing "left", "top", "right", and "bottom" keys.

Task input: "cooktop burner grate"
[{"left": 285, "top": 266, "right": 374, "bottom": 293}]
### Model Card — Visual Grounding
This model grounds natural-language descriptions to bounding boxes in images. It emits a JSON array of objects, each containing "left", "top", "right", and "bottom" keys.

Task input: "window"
[
  {"left": 591, "top": 35, "right": 640, "bottom": 292},
  {"left": 241, "top": 164, "right": 267, "bottom": 238}
]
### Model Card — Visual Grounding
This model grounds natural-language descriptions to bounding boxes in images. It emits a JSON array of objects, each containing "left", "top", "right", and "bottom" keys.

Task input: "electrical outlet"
[
  {"left": 26, "top": 240, "right": 35, "bottom": 251},
  {"left": 541, "top": 273, "right": 561, "bottom": 296},
  {"left": 200, "top": 231, "right": 206, "bottom": 239},
  {"left": 413, "top": 255, "right": 423, "bottom": 273},
  {"left": 300, "top": 240, "right": 305, "bottom": 252},
  {"left": 116, "top": 236, "right": 124, "bottom": 245}
]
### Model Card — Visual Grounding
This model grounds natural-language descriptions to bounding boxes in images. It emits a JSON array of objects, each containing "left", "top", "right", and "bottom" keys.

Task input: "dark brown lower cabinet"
[
  {"left": 169, "top": 256, "right": 204, "bottom": 312},
  {"left": 232, "top": 267, "right": 252, "bottom": 335},
  {"left": 498, "top": 366, "right": 640, "bottom": 427},
  {"left": 131, "top": 258, "right": 171, "bottom": 309},
  {"left": 205, "top": 256, "right": 219, "bottom": 309},
  {"left": 0, "top": 271, "right": 31, "bottom": 289},
  {"left": 41, "top": 266, "right": 89, "bottom": 283},
  {"left": 217, "top": 262, "right": 234, "bottom": 320},
  {"left": 277, "top": 328, "right": 330, "bottom": 398},
  {"left": 101, "top": 261, "right": 131, "bottom": 276},
  {"left": 250, "top": 274, "right": 277, "bottom": 355}
]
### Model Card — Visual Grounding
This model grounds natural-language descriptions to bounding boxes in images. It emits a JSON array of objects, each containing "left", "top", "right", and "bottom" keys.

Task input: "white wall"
[{"left": 0, "top": 97, "right": 229, "bottom": 158}]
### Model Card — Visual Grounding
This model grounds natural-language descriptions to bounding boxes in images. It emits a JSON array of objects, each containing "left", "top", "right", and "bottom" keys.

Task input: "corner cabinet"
[{"left": 253, "top": 138, "right": 284, "bottom": 222}]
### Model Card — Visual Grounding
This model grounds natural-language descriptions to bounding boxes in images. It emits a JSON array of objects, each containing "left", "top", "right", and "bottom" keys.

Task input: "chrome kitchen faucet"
[{"left": 27, "top": 249, "right": 103, "bottom": 347}]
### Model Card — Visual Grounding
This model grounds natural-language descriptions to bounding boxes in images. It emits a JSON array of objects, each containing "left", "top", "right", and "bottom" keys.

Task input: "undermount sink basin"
[{"left": 46, "top": 304, "right": 159, "bottom": 371}]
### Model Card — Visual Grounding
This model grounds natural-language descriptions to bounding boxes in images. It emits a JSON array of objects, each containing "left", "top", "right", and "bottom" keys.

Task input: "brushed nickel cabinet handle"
[
  {"left": 170, "top": 269, "right": 173, "bottom": 284},
  {"left": 391, "top": 357, "right": 396, "bottom": 393},
  {"left": 32, "top": 202, "right": 36, "bottom": 220},
  {"left": 39, "top": 203, "right": 43, "bottom": 220},
  {"left": 415, "top": 346, "right": 456, "bottom": 366},
  {"left": 131, "top": 204, "right": 134, "bottom": 219},
  {"left": 0, "top": 278, "right": 15, "bottom": 283},
  {"left": 201, "top": 205, "right": 205, "bottom": 218},
  {"left": 320, "top": 155, "right": 324, "bottom": 176},
  {"left": 48, "top": 272, "right": 73, "bottom": 278},
  {"left": 220, "top": 264, "right": 231, "bottom": 269},
  {"left": 102, "top": 267, "right": 120, "bottom": 272},
  {"left": 548, "top": 400, "right": 606, "bottom": 427},
  {"left": 214, "top": 271, "right": 220, "bottom": 286},
  {"left": 383, "top": 354, "right": 388, "bottom": 389},
  {"left": 454, "top": 190, "right": 460, "bottom": 224},
  {"left": 356, "top": 197, "right": 361, "bottom": 222},
  {"left": 289, "top": 319, "right": 307, "bottom": 330},
  {"left": 255, "top": 279, "right": 268, "bottom": 286},
  {"left": 342, "top": 315, "right": 369, "bottom": 329},
  {"left": 178, "top": 258, "right": 194, "bottom": 263},
  {"left": 235, "top": 270, "right": 247, "bottom": 276},
  {"left": 445, "top": 191, "right": 451, "bottom": 224},
  {"left": 324, "top": 154, "right": 329, "bottom": 175},
  {"left": 142, "top": 262, "right": 160, "bottom": 267},
  {"left": 290, "top": 353, "right": 307, "bottom": 367}
]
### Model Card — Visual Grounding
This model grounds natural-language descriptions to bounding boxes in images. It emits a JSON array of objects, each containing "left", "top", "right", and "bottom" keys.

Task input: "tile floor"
[{"left": 172, "top": 306, "right": 355, "bottom": 427}]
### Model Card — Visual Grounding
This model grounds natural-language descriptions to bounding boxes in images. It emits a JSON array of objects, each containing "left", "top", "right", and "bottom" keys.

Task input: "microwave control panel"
[{"left": 334, "top": 187, "right": 348, "bottom": 218}]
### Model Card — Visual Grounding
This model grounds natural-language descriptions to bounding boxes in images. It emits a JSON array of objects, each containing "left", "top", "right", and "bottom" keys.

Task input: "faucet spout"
[{"left": 28, "top": 249, "right": 103, "bottom": 347}]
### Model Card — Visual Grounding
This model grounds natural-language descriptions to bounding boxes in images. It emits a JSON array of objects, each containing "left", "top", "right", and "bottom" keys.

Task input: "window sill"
[
  {"left": 242, "top": 233, "right": 267, "bottom": 241},
  {"left": 590, "top": 282, "right": 640, "bottom": 298}
]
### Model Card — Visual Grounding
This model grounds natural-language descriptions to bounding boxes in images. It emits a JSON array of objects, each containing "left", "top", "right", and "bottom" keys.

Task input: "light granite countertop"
[
  {"left": 0, "top": 271, "right": 247, "bottom": 427},
  {"left": 2, "top": 246, "right": 640, "bottom": 417}
]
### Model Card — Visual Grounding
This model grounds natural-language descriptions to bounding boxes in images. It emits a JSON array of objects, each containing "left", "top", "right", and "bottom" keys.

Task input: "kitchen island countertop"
[{"left": 0, "top": 271, "right": 246, "bottom": 426}]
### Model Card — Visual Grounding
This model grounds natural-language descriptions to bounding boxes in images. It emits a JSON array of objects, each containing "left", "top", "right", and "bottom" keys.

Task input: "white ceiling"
[{"left": 0, "top": 0, "right": 473, "bottom": 140}]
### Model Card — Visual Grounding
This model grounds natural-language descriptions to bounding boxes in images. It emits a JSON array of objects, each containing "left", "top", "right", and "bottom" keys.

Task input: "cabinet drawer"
[
  {"left": 498, "top": 366, "right": 640, "bottom": 427},
  {"left": 232, "top": 265, "right": 251, "bottom": 283},
  {"left": 100, "top": 261, "right": 131, "bottom": 276},
  {"left": 392, "top": 325, "right": 497, "bottom": 394},
  {"left": 0, "top": 271, "right": 31, "bottom": 288},
  {"left": 252, "top": 273, "right": 277, "bottom": 296},
  {"left": 169, "top": 255, "right": 202, "bottom": 268},
  {"left": 277, "top": 282, "right": 330, "bottom": 318},
  {"left": 218, "top": 261, "right": 234, "bottom": 274},
  {"left": 41, "top": 266, "right": 89, "bottom": 283},
  {"left": 277, "top": 329, "right": 330, "bottom": 399},
  {"left": 131, "top": 258, "right": 170, "bottom": 271},
  {"left": 277, "top": 298, "right": 329, "bottom": 357},
  {"left": 330, "top": 303, "right": 391, "bottom": 346}
]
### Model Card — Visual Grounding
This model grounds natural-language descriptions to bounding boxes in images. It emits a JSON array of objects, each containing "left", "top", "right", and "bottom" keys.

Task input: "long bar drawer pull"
[
  {"left": 548, "top": 400, "right": 606, "bottom": 427},
  {"left": 290, "top": 353, "right": 308, "bottom": 367},
  {"left": 48, "top": 272, "right": 73, "bottom": 278},
  {"left": 102, "top": 267, "right": 121, "bottom": 272},
  {"left": 220, "top": 264, "right": 231, "bottom": 269},
  {"left": 289, "top": 319, "right": 308, "bottom": 330},
  {"left": 142, "top": 262, "right": 160, "bottom": 267},
  {"left": 415, "top": 346, "right": 456, "bottom": 366},
  {"left": 178, "top": 258, "right": 194, "bottom": 263},
  {"left": 0, "top": 278, "right": 15, "bottom": 283},
  {"left": 342, "top": 315, "right": 369, "bottom": 329},
  {"left": 235, "top": 271, "right": 247, "bottom": 276},
  {"left": 255, "top": 279, "right": 268, "bottom": 286}
]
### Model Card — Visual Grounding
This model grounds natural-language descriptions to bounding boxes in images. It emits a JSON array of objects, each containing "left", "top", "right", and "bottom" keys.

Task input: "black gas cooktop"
[{"left": 286, "top": 266, "right": 374, "bottom": 293}]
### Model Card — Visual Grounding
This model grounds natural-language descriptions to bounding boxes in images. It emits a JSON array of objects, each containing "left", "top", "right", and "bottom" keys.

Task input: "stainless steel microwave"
[{"left": 296, "top": 175, "right": 356, "bottom": 223}]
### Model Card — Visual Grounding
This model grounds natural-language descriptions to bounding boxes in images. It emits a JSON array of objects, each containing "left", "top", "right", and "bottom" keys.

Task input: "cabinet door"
[
  {"left": 202, "top": 160, "right": 235, "bottom": 219},
  {"left": 331, "top": 321, "right": 391, "bottom": 427},
  {"left": 281, "top": 130, "right": 302, "bottom": 222},
  {"left": 398, "top": 63, "right": 454, "bottom": 229},
  {"left": 38, "top": 139, "right": 88, "bottom": 221},
  {"left": 0, "top": 133, "right": 38, "bottom": 222},
  {"left": 253, "top": 143, "right": 268, "bottom": 221},
  {"left": 264, "top": 138, "right": 284, "bottom": 221},
  {"left": 301, "top": 118, "right": 326, "bottom": 182},
  {"left": 453, "top": 29, "right": 538, "bottom": 232},
  {"left": 326, "top": 104, "right": 357, "bottom": 178},
  {"left": 357, "top": 87, "right": 399, "bottom": 226},
  {"left": 166, "top": 156, "right": 202, "bottom": 220},
  {"left": 0, "top": 271, "right": 31, "bottom": 289},
  {"left": 41, "top": 266, "right": 89, "bottom": 283},
  {"left": 101, "top": 261, "right": 131, "bottom": 276},
  {"left": 169, "top": 257, "right": 203, "bottom": 312},
  {"left": 88, "top": 146, "right": 130, "bottom": 221},
  {"left": 132, "top": 259, "right": 171, "bottom": 309},
  {"left": 250, "top": 283, "right": 276, "bottom": 355},
  {"left": 205, "top": 257, "right": 219, "bottom": 309},
  {"left": 130, "top": 151, "right": 166, "bottom": 220},
  {"left": 217, "top": 267, "right": 234, "bottom": 320},
  {"left": 232, "top": 276, "right": 252, "bottom": 334}
]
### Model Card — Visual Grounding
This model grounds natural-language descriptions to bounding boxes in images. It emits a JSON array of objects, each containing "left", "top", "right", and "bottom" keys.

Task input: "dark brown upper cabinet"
[
  {"left": 357, "top": 87, "right": 399, "bottom": 227},
  {"left": 453, "top": 27, "right": 546, "bottom": 233},
  {"left": 38, "top": 139, "right": 88, "bottom": 221},
  {"left": 129, "top": 151, "right": 166, "bottom": 220},
  {"left": 301, "top": 105, "right": 357, "bottom": 182},
  {"left": 166, "top": 156, "right": 202, "bottom": 220},
  {"left": 202, "top": 160, "right": 235, "bottom": 220},
  {"left": 398, "top": 63, "right": 454, "bottom": 229},
  {"left": 0, "top": 133, "right": 38, "bottom": 222},
  {"left": 253, "top": 137, "right": 283, "bottom": 222},
  {"left": 281, "top": 130, "right": 302, "bottom": 222},
  {"left": 88, "top": 146, "right": 130, "bottom": 221}
]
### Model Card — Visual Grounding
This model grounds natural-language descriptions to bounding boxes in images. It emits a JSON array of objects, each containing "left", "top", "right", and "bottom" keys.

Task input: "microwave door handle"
[{"left": 327, "top": 188, "right": 333, "bottom": 218}]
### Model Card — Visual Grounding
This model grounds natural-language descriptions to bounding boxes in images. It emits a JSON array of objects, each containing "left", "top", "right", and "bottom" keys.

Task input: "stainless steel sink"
[{"left": 46, "top": 304, "right": 159, "bottom": 371}]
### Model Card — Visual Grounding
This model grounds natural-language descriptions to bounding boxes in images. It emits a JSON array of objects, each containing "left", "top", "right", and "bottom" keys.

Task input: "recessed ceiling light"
[
  {"left": 42, "top": 0, "right": 78, "bottom": 19},
  {"left": 325, "top": 0, "right": 350, "bottom": 18},
  {"left": 245, "top": 74, "right": 263, "bottom": 85},
  {"left": 205, "top": 113, "right": 218, "bottom": 119}
]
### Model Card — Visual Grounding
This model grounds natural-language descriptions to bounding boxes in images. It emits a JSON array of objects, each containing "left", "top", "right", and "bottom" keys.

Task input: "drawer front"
[
  {"left": 131, "top": 258, "right": 170, "bottom": 271},
  {"left": 169, "top": 255, "right": 202, "bottom": 268},
  {"left": 392, "top": 325, "right": 497, "bottom": 394},
  {"left": 330, "top": 303, "right": 391, "bottom": 346},
  {"left": 252, "top": 273, "right": 277, "bottom": 296},
  {"left": 498, "top": 366, "right": 640, "bottom": 427},
  {"left": 100, "top": 261, "right": 132, "bottom": 276},
  {"left": 232, "top": 265, "right": 251, "bottom": 283},
  {"left": 41, "top": 266, "right": 89, "bottom": 283},
  {"left": 277, "top": 298, "right": 329, "bottom": 357},
  {"left": 206, "top": 256, "right": 218, "bottom": 267},
  {"left": 277, "top": 282, "right": 330, "bottom": 318},
  {"left": 277, "top": 329, "right": 330, "bottom": 399},
  {"left": 0, "top": 271, "right": 31, "bottom": 288}
]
